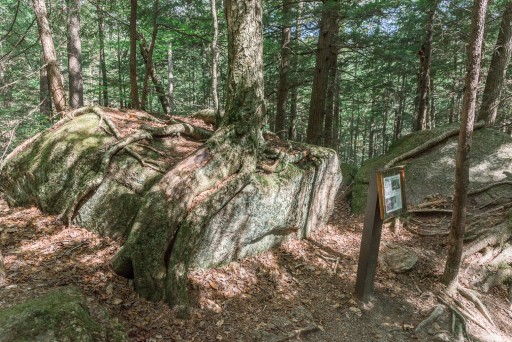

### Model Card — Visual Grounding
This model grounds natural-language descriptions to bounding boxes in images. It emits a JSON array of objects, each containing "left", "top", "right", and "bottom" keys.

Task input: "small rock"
[
  {"left": 112, "top": 298, "right": 123, "bottom": 305},
  {"left": 382, "top": 244, "right": 418, "bottom": 273}
]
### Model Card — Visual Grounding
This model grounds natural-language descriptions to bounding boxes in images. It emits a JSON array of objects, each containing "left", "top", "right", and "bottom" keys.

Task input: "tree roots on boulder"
[{"left": 0, "top": 106, "right": 341, "bottom": 312}]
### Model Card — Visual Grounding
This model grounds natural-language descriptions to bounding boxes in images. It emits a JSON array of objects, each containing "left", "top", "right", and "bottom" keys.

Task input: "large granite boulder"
[
  {"left": 0, "top": 107, "right": 341, "bottom": 308},
  {"left": 352, "top": 125, "right": 512, "bottom": 213}
]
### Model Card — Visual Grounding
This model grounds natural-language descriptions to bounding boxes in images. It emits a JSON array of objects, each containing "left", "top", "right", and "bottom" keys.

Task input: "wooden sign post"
[{"left": 355, "top": 166, "right": 406, "bottom": 301}]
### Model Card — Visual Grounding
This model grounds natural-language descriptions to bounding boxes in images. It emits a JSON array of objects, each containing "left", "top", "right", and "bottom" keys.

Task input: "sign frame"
[
  {"left": 355, "top": 166, "right": 407, "bottom": 301},
  {"left": 376, "top": 166, "right": 407, "bottom": 220}
]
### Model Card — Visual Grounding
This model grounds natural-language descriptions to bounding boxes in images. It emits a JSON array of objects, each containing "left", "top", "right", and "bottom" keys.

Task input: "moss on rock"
[{"left": 0, "top": 286, "right": 127, "bottom": 342}]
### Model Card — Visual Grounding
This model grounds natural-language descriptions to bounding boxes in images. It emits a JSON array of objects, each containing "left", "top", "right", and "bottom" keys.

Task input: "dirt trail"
[{"left": 0, "top": 188, "right": 511, "bottom": 341}]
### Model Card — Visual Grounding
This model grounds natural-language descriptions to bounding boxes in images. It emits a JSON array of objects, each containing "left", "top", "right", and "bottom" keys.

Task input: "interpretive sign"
[
  {"left": 376, "top": 167, "right": 407, "bottom": 220},
  {"left": 355, "top": 166, "right": 407, "bottom": 301}
]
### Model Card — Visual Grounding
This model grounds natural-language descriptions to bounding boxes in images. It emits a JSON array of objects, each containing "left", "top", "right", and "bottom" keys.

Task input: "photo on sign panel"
[{"left": 383, "top": 174, "right": 402, "bottom": 213}]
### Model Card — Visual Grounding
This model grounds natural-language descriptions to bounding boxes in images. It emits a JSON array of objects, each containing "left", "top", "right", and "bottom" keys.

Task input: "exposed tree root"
[
  {"left": 384, "top": 122, "right": 485, "bottom": 168},
  {"left": 457, "top": 286, "right": 496, "bottom": 328},
  {"left": 437, "top": 295, "right": 474, "bottom": 341},
  {"left": 63, "top": 130, "right": 154, "bottom": 223},
  {"left": 0, "top": 250, "right": 5, "bottom": 285},
  {"left": 468, "top": 180, "right": 512, "bottom": 196},
  {"left": 415, "top": 304, "right": 445, "bottom": 332},
  {"left": 274, "top": 324, "right": 320, "bottom": 342},
  {"left": 462, "top": 219, "right": 512, "bottom": 259}
]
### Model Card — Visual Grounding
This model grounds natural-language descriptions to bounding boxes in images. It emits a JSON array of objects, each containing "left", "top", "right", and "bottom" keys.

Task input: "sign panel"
[{"left": 376, "top": 166, "right": 407, "bottom": 220}]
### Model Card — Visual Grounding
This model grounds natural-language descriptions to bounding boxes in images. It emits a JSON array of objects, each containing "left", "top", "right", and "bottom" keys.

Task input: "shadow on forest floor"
[{"left": 1, "top": 186, "right": 511, "bottom": 341}]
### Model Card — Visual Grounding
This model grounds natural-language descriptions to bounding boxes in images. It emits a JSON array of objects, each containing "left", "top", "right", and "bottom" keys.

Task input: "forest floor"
[{"left": 1, "top": 185, "right": 512, "bottom": 341}]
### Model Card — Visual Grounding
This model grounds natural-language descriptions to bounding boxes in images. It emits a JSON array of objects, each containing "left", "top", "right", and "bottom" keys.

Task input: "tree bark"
[
  {"left": 117, "top": 28, "right": 125, "bottom": 108},
  {"left": 138, "top": 33, "right": 170, "bottom": 114},
  {"left": 140, "top": 0, "right": 160, "bottom": 111},
  {"left": 288, "top": 0, "right": 303, "bottom": 141},
  {"left": 32, "top": 0, "right": 67, "bottom": 113},
  {"left": 97, "top": 0, "right": 109, "bottom": 107},
  {"left": 211, "top": 0, "right": 221, "bottom": 125},
  {"left": 223, "top": 0, "right": 265, "bottom": 136},
  {"left": 415, "top": 1, "right": 437, "bottom": 131},
  {"left": 66, "top": 0, "right": 83, "bottom": 108},
  {"left": 323, "top": 48, "right": 338, "bottom": 148},
  {"left": 275, "top": 0, "right": 292, "bottom": 138},
  {"left": 39, "top": 53, "right": 52, "bottom": 114},
  {"left": 478, "top": 2, "right": 512, "bottom": 126},
  {"left": 129, "top": 0, "right": 140, "bottom": 109},
  {"left": 167, "top": 42, "right": 174, "bottom": 113},
  {"left": 306, "top": 0, "right": 340, "bottom": 145},
  {"left": 443, "top": 0, "right": 489, "bottom": 290}
]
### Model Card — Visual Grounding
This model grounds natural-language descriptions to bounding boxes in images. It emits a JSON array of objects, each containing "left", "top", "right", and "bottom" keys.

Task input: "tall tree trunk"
[
  {"left": 275, "top": 0, "right": 292, "bottom": 138},
  {"left": 224, "top": 0, "right": 265, "bottom": 138},
  {"left": 210, "top": 0, "right": 221, "bottom": 124},
  {"left": 167, "top": 42, "right": 174, "bottom": 113},
  {"left": 324, "top": 48, "right": 339, "bottom": 148},
  {"left": 393, "top": 74, "right": 406, "bottom": 141},
  {"left": 66, "top": 0, "right": 83, "bottom": 108},
  {"left": 443, "top": 0, "right": 489, "bottom": 290},
  {"left": 39, "top": 53, "right": 52, "bottom": 114},
  {"left": 139, "top": 33, "right": 170, "bottom": 114},
  {"left": 306, "top": 0, "right": 340, "bottom": 145},
  {"left": 287, "top": 0, "right": 303, "bottom": 141},
  {"left": 140, "top": 0, "right": 160, "bottom": 111},
  {"left": 478, "top": 2, "right": 512, "bottom": 126},
  {"left": 415, "top": 1, "right": 437, "bottom": 131},
  {"left": 97, "top": 1, "right": 109, "bottom": 107},
  {"left": 129, "top": 0, "right": 139, "bottom": 109},
  {"left": 429, "top": 76, "right": 435, "bottom": 128},
  {"left": 32, "top": 0, "right": 67, "bottom": 113},
  {"left": 117, "top": 28, "right": 125, "bottom": 108}
]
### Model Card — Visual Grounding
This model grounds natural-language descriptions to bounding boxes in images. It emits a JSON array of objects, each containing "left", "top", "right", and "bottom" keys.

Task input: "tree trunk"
[
  {"left": 210, "top": 0, "right": 221, "bottom": 124},
  {"left": 478, "top": 2, "right": 512, "bottom": 126},
  {"left": 39, "top": 53, "right": 52, "bottom": 114},
  {"left": 168, "top": 42, "right": 174, "bottom": 113},
  {"left": 66, "top": 0, "right": 83, "bottom": 108},
  {"left": 429, "top": 76, "right": 435, "bottom": 128},
  {"left": 287, "top": 0, "right": 303, "bottom": 141},
  {"left": 415, "top": 1, "right": 437, "bottom": 131},
  {"left": 139, "top": 33, "right": 170, "bottom": 114},
  {"left": 443, "top": 0, "right": 489, "bottom": 290},
  {"left": 324, "top": 48, "right": 338, "bottom": 148},
  {"left": 275, "top": 0, "right": 292, "bottom": 138},
  {"left": 97, "top": 1, "right": 109, "bottom": 107},
  {"left": 306, "top": 0, "right": 340, "bottom": 145},
  {"left": 140, "top": 0, "right": 159, "bottom": 111},
  {"left": 117, "top": 28, "right": 125, "bottom": 108},
  {"left": 129, "top": 0, "right": 139, "bottom": 109},
  {"left": 32, "top": 0, "right": 67, "bottom": 113}
]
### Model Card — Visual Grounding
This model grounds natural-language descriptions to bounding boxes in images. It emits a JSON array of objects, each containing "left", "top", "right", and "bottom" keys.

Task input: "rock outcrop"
[
  {"left": 352, "top": 125, "right": 512, "bottom": 213},
  {"left": 0, "top": 107, "right": 341, "bottom": 308}
]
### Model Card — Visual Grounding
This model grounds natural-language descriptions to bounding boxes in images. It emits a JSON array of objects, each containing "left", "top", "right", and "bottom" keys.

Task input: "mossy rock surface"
[
  {"left": 352, "top": 126, "right": 512, "bottom": 213},
  {"left": 0, "top": 286, "right": 127, "bottom": 342}
]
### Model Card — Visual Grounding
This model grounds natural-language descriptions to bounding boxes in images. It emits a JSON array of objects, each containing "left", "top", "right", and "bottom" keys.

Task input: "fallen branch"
[
  {"left": 408, "top": 208, "right": 454, "bottom": 215},
  {"left": 384, "top": 122, "right": 485, "bottom": 168}
]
